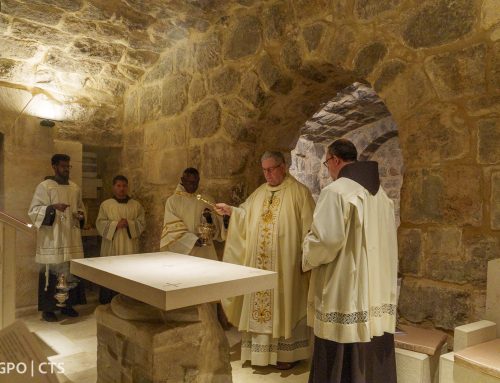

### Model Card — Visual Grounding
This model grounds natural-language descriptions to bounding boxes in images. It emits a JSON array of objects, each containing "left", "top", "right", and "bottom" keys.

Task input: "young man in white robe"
[
  {"left": 160, "top": 168, "right": 224, "bottom": 261},
  {"left": 215, "top": 152, "right": 315, "bottom": 370},
  {"left": 302, "top": 139, "right": 398, "bottom": 383},
  {"left": 96, "top": 175, "right": 145, "bottom": 303},
  {"left": 28, "top": 154, "right": 87, "bottom": 322}
]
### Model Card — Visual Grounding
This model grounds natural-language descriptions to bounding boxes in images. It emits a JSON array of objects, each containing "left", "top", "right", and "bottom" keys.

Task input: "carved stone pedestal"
[{"left": 95, "top": 295, "right": 232, "bottom": 383}]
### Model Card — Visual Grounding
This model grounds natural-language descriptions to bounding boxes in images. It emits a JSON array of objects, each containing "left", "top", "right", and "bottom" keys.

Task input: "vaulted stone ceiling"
[
  {"left": 301, "top": 82, "right": 392, "bottom": 142},
  {"left": 0, "top": 0, "right": 228, "bottom": 141}
]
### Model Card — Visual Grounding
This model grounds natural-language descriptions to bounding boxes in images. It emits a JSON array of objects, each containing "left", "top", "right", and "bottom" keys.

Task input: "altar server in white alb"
[
  {"left": 215, "top": 151, "right": 315, "bottom": 370},
  {"left": 302, "top": 139, "right": 398, "bottom": 383},
  {"left": 96, "top": 175, "right": 145, "bottom": 303},
  {"left": 160, "top": 167, "right": 224, "bottom": 261},
  {"left": 28, "top": 154, "right": 87, "bottom": 322}
]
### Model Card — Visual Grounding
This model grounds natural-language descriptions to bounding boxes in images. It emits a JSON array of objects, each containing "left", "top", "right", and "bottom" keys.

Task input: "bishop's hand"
[{"left": 215, "top": 203, "right": 232, "bottom": 216}]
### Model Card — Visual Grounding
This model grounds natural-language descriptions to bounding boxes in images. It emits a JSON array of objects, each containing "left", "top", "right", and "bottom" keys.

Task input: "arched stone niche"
[{"left": 289, "top": 83, "right": 404, "bottom": 226}]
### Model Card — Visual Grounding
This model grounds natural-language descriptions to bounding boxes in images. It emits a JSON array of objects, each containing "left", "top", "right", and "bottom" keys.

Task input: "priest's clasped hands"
[{"left": 116, "top": 218, "right": 128, "bottom": 229}]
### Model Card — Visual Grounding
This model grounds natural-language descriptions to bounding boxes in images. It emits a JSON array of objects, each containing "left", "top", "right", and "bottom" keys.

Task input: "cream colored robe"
[
  {"left": 160, "top": 184, "right": 223, "bottom": 261},
  {"left": 223, "top": 175, "right": 315, "bottom": 339},
  {"left": 28, "top": 179, "right": 86, "bottom": 264},
  {"left": 96, "top": 198, "right": 145, "bottom": 257},
  {"left": 302, "top": 177, "right": 398, "bottom": 343}
]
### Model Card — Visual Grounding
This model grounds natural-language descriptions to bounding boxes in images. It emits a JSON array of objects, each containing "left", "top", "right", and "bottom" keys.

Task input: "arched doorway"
[{"left": 290, "top": 82, "right": 404, "bottom": 225}]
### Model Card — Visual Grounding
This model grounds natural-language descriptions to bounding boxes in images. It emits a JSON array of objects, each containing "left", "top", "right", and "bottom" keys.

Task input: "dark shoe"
[
  {"left": 276, "top": 361, "right": 298, "bottom": 370},
  {"left": 60, "top": 307, "right": 79, "bottom": 317},
  {"left": 42, "top": 311, "right": 58, "bottom": 322}
]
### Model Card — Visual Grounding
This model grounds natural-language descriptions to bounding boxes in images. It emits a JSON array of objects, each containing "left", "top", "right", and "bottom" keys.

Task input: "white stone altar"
[
  {"left": 71, "top": 251, "right": 277, "bottom": 311},
  {"left": 70, "top": 252, "right": 278, "bottom": 383}
]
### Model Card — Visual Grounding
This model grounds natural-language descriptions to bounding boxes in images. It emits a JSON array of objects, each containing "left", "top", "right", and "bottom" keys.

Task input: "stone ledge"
[
  {"left": 395, "top": 324, "right": 448, "bottom": 356},
  {"left": 455, "top": 339, "right": 500, "bottom": 379},
  {"left": 454, "top": 320, "right": 497, "bottom": 352}
]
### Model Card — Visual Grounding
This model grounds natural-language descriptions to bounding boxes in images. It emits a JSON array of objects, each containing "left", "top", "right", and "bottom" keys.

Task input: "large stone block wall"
[
  {"left": 0, "top": 0, "right": 498, "bottom": 333},
  {"left": 120, "top": 0, "right": 500, "bottom": 334}
]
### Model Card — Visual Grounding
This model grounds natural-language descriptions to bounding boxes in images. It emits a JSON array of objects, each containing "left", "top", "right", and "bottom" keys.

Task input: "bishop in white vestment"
[
  {"left": 302, "top": 139, "right": 398, "bottom": 383},
  {"left": 28, "top": 154, "right": 86, "bottom": 322},
  {"left": 96, "top": 175, "right": 145, "bottom": 303},
  {"left": 216, "top": 152, "right": 315, "bottom": 369}
]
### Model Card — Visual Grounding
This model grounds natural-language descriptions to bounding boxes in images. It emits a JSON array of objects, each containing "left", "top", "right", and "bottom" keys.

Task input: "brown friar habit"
[{"left": 307, "top": 161, "right": 397, "bottom": 383}]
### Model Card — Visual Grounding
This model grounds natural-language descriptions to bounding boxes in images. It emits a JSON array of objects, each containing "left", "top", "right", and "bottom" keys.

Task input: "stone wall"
[
  {"left": 120, "top": 0, "right": 500, "bottom": 334},
  {"left": 0, "top": 0, "right": 499, "bottom": 333}
]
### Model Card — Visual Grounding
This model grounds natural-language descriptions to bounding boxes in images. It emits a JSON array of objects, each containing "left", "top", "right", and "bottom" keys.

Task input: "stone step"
[
  {"left": 395, "top": 325, "right": 448, "bottom": 383},
  {"left": 395, "top": 324, "right": 448, "bottom": 356},
  {"left": 454, "top": 339, "right": 500, "bottom": 379}
]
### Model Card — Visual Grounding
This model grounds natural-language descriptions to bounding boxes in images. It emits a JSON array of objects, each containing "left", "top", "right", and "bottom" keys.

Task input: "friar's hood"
[{"left": 338, "top": 161, "right": 380, "bottom": 195}]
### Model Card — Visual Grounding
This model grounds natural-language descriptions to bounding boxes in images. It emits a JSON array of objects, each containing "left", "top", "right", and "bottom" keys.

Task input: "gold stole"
[{"left": 249, "top": 189, "right": 283, "bottom": 334}]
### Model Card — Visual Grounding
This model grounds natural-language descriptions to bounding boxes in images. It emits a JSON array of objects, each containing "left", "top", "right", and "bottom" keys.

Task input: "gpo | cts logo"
[{"left": 0, "top": 361, "right": 65, "bottom": 375}]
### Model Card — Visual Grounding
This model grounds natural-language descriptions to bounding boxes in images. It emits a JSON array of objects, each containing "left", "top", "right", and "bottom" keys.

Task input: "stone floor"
[{"left": 22, "top": 303, "right": 310, "bottom": 383}]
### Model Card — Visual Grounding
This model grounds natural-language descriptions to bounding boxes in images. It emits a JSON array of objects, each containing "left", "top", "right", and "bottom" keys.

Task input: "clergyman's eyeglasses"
[{"left": 323, "top": 156, "right": 335, "bottom": 168}]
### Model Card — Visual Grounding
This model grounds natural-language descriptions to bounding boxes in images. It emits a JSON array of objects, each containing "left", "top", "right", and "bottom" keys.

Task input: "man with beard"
[{"left": 28, "top": 154, "right": 87, "bottom": 322}]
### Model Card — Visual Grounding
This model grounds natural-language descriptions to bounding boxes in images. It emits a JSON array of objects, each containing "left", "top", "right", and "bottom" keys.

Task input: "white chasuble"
[
  {"left": 28, "top": 179, "right": 86, "bottom": 265},
  {"left": 96, "top": 198, "right": 145, "bottom": 257},
  {"left": 222, "top": 175, "right": 315, "bottom": 341},
  {"left": 159, "top": 184, "right": 224, "bottom": 261}
]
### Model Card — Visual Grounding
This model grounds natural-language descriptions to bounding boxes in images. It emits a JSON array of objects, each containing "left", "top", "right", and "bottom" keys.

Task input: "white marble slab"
[
  {"left": 71, "top": 252, "right": 277, "bottom": 311},
  {"left": 486, "top": 259, "right": 500, "bottom": 337}
]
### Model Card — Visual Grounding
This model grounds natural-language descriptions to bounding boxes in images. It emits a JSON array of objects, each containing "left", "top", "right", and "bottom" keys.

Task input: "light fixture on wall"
[
  {"left": 10, "top": 89, "right": 66, "bottom": 131},
  {"left": 27, "top": 94, "right": 65, "bottom": 121},
  {"left": 40, "top": 119, "right": 55, "bottom": 128}
]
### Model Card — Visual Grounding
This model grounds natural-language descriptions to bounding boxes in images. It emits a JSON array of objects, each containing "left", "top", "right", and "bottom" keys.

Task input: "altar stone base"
[{"left": 95, "top": 302, "right": 232, "bottom": 383}]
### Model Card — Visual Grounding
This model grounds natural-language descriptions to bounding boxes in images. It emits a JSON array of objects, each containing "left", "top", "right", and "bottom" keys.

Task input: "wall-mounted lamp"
[{"left": 40, "top": 119, "right": 55, "bottom": 128}]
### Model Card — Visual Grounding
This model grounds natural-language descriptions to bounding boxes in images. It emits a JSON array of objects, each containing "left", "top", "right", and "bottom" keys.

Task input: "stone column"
[{"left": 95, "top": 295, "right": 232, "bottom": 383}]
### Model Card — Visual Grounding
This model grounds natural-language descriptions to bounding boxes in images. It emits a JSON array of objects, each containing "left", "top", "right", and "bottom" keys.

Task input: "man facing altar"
[
  {"left": 215, "top": 151, "right": 315, "bottom": 369},
  {"left": 303, "top": 139, "right": 398, "bottom": 383},
  {"left": 160, "top": 167, "right": 224, "bottom": 260}
]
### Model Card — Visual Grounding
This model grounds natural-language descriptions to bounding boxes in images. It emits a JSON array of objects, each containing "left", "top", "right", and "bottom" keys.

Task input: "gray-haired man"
[{"left": 215, "top": 152, "right": 315, "bottom": 369}]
